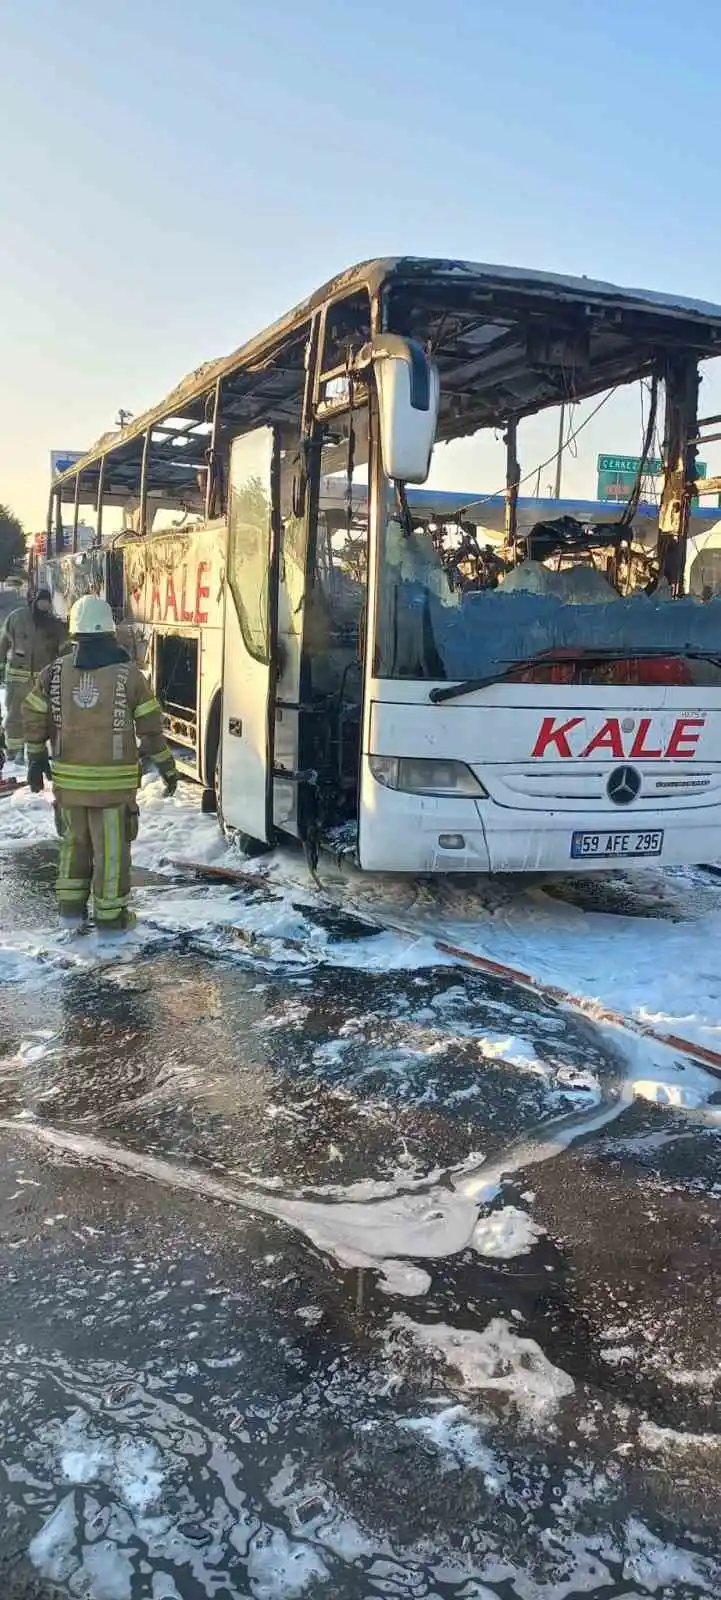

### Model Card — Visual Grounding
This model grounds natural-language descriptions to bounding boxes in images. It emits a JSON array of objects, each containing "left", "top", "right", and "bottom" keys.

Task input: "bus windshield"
[{"left": 374, "top": 504, "right": 721, "bottom": 686}]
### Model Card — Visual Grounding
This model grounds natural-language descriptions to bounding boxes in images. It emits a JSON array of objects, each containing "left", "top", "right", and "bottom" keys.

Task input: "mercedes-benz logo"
[{"left": 607, "top": 765, "right": 642, "bottom": 806}]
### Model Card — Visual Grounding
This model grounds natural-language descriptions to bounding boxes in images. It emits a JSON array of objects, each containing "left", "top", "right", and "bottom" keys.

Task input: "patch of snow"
[{"left": 393, "top": 1314, "right": 575, "bottom": 1422}]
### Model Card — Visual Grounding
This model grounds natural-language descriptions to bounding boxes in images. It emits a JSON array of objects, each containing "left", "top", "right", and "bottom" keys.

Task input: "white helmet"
[{"left": 69, "top": 596, "right": 116, "bottom": 636}]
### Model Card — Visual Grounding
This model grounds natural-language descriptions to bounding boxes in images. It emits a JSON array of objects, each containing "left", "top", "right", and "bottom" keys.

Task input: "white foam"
[
  {"left": 471, "top": 1205, "right": 545, "bottom": 1258},
  {"left": 61, "top": 1447, "right": 105, "bottom": 1483},
  {"left": 245, "top": 1528, "right": 329, "bottom": 1598},
  {"left": 399, "top": 1405, "right": 506, "bottom": 1487},
  {"left": 393, "top": 1314, "right": 575, "bottom": 1422},
  {"left": 472, "top": 1033, "right": 549, "bottom": 1075},
  {"left": 28, "top": 1493, "right": 78, "bottom": 1583},
  {"left": 377, "top": 1261, "right": 432, "bottom": 1296},
  {"left": 0, "top": 786, "right": 56, "bottom": 848},
  {"left": 7, "top": 777, "right": 721, "bottom": 1083},
  {"left": 623, "top": 1515, "right": 718, "bottom": 1593},
  {"left": 639, "top": 1420, "right": 721, "bottom": 1453}
]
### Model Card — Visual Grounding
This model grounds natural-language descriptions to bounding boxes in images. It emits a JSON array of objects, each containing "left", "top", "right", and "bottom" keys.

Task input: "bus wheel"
[{"left": 214, "top": 752, "right": 230, "bottom": 838}]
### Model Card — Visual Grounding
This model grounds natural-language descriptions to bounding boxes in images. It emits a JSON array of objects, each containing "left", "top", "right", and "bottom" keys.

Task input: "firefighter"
[
  {"left": 0, "top": 587, "right": 67, "bottom": 767},
  {"left": 23, "top": 595, "right": 178, "bottom": 931}
]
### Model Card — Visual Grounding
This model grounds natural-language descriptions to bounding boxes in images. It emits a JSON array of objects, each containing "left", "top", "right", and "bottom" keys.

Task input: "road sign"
[
  {"left": 597, "top": 453, "right": 707, "bottom": 502},
  {"left": 50, "top": 450, "right": 84, "bottom": 479}
]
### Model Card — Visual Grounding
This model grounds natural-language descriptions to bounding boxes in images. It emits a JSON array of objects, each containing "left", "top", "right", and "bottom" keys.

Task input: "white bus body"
[
  {"left": 47, "top": 257, "right": 721, "bottom": 873},
  {"left": 359, "top": 680, "right": 721, "bottom": 873},
  {"left": 43, "top": 525, "right": 225, "bottom": 789}
]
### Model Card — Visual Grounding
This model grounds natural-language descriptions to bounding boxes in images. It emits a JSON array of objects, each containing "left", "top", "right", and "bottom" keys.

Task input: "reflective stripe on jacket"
[
  {"left": 23, "top": 656, "right": 175, "bottom": 808},
  {"left": 0, "top": 606, "right": 67, "bottom": 679}
]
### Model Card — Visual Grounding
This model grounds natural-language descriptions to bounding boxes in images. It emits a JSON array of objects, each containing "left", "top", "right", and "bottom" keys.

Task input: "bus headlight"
[{"left": 369, "top": 756, "right": 487, "bottom": 797}]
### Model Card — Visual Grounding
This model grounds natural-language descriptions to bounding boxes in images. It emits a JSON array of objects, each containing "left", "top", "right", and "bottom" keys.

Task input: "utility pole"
[
  {"left": 553, "top": 403, "right": 566, "bottom": 500},
  {"left": 115, "top": 408, "right": 133, "bottom": 429}
]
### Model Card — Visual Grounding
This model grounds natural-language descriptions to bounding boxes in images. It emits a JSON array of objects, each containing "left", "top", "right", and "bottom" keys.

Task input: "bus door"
[{"left": 220, "top": 426, "right": 280, "bottom": 842}]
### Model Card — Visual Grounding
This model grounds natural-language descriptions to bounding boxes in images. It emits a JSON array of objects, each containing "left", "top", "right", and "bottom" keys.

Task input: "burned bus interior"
[{"left": 48, "top": 258, "right": 721, "bottom": 842}]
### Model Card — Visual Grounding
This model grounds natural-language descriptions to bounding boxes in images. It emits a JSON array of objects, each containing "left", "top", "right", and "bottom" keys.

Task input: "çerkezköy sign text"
[
  {"left": 597, "top": 454, "right": 707, "bottom": 503},
  {"left": 597, "top": 455, "right": 708, "bottom": 477}
]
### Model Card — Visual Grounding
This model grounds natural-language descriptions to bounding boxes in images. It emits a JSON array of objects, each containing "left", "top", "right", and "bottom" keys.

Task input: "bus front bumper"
[{"left": 358, "top": 790, "right": 721, "bottom": 874}]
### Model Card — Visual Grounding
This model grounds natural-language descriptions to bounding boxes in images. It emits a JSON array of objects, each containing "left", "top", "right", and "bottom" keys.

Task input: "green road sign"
[{"left": 597, "top": 454, "right": 707, "bottom": 502}]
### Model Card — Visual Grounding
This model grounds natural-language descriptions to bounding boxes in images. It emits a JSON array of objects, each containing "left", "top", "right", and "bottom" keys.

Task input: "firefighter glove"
[{"left": 28, "top": 754, "right": 52, "bottom": 793}]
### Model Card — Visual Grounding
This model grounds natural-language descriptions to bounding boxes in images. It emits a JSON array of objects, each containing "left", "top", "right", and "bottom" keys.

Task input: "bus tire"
[
  {"left": 205, "top": 694, "right": 222, "bottom": 812},
  {"left": 214, "top": 751, "right": 230, "bottom": 839}
]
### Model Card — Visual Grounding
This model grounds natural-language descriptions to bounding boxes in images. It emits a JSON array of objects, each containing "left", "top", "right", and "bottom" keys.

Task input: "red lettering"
[
  {"left": 165, "top": 573, "right": 179, "bottom": 622},
  {"left": 580, "top": 718, "right": 624, "bottom": 759},
  {"left": 180, "top": 565, "right": 194, "bottom": 623},
  {"left": 630, "top": 718, "right": 662, "bottom": 759},
  {"left": 531, "top": 716, "right": 584, "bottom": 758},
  {"left": 150, "top": 581, "right": 162, "bottom": 619},
  {"left": 665, "top": 718, "right": 705, "bottom": 759},
  {"left": 194, "top": 560, "right": 210, "bottom": 625}
]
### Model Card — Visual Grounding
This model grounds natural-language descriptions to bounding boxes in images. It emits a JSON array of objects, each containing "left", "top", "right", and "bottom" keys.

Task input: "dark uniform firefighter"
[
  {"left": 0, "top": 587, "right": 67, "bottom": 767},
  {"left": 23, "top": 595, "right": 178, "bottom": 930}
]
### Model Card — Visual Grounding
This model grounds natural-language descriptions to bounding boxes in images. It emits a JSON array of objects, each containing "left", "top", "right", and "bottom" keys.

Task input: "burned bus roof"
[{"left": 53, "top": 256, "right": 721, "bottom": 506}]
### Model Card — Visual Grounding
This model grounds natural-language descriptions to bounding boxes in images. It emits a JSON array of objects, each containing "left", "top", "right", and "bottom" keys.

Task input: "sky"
[{"left": 2, "top": 0, "right": 721, "bottom": 530}]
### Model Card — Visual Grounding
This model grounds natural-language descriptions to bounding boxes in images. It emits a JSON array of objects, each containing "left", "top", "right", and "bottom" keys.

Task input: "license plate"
[{"left": 570, "top": 829, "right": 664, "bottom": 860}]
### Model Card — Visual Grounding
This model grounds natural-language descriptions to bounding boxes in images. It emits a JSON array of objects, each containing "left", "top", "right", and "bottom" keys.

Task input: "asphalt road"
[{"left": 1, "top": 842, "right": 720, "bottom": 1598}]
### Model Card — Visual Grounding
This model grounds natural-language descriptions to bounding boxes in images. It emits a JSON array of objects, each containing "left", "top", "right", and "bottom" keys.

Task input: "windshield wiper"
[{"left": 429, "top": 646, "right": 721, "bottom": 704}]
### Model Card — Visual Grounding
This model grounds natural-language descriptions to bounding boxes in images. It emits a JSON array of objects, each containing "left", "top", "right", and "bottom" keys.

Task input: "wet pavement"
[{"left": 1, "top": 840, "right": 721, "bottom": 1597}]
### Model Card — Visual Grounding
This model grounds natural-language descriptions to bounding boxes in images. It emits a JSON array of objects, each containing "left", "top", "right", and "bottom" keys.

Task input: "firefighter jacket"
[
  {"left": 23, "top": 639, "right": 177, "bottom": 809},
  {"left": 0, "top": 605, "right": 67, "bottom": 689}
]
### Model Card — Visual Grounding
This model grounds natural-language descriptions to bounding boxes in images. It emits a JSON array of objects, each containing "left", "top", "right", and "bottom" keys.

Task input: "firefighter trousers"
[
  {"left": 55, "top": 804, "right": 138, "bottom": 923},
  {"left": 5, "top": 672, "right": 32, "bottom": 758}
]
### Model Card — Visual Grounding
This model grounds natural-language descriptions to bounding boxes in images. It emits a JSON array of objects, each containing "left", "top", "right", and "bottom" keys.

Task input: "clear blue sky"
[{"left": 3, "top": 0, "right": 721, "bottom": 528}]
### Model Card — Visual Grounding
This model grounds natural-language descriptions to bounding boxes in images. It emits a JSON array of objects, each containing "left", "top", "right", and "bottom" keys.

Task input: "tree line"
[{"left": 0, "top": 505, "right": 26, "bottom": 583}]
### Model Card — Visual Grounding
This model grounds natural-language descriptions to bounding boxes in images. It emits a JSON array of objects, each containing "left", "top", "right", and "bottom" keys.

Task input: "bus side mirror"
[{"left": 365, "top": 336, "right": 439, "bottom": 484}]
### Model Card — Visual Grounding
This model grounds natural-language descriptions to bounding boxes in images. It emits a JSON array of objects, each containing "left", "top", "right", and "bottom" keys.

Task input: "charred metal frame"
[
  {"left": 45, "top": 487, "right": 55, "bottom": 559},
  {"left": 49, "top": 258, "right": 721, "bottom": 582},
  {"left": 54, "top": 489, "right": 64, "bottom": 556},
  {"left": 204, "top": 378, "right": 222, "bottom": 521},
  {"left": 504, "top": 417, "right": 520, "bottom": 551},
  {"left": 71, "top": 471, "right": 82, "bottom": 554},
  {"left": 95, "top": 455, "right": 105, "bottom": 546},
  {"left": 658, "top": 352, "right": 700, "bottom": 594},
  {"left": 138, "top": 428, "right": 151, "bottom": 537}
]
